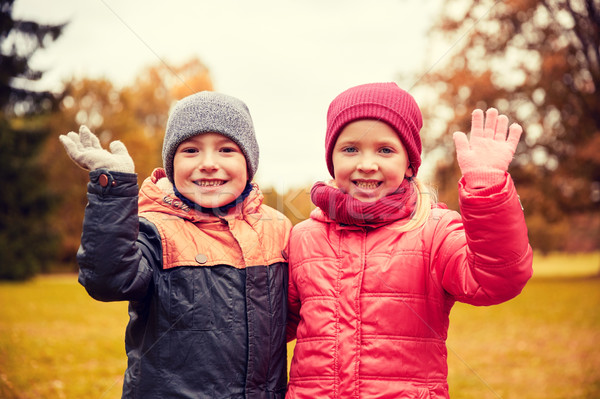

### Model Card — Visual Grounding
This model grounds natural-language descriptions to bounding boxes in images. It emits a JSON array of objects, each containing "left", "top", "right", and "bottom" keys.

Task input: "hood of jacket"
[
  {"left": 138, "top": 168, "right": 290, "bottom": 270},
  {"left": 139, "top": 168, "right": 264, "bottom": 223}
]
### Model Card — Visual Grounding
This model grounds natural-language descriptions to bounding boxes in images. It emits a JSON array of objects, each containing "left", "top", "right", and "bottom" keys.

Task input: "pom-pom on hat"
[
  {"left": 325, "top": 82, "right": 423, "bottom": 177},
  {"left": 162, "top": 91, "right": 259, "bottom": 184}
]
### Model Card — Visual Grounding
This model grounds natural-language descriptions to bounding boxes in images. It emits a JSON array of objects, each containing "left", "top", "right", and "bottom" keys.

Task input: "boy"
[{"left": 60, "top": 91, "right": 291, "bottom": 398}]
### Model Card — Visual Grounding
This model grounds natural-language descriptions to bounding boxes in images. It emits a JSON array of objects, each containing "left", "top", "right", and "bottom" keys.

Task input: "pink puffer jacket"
[{"left": 286, "top": 177, "right": 533, "bottom": 398}]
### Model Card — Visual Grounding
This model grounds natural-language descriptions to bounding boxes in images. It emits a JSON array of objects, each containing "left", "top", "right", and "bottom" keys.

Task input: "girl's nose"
[{"left": 357, "top": 155, "right": 378, "bottom": 173}]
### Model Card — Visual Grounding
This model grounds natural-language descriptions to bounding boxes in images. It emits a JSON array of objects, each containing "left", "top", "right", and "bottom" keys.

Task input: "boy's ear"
[{"left": 405, "top": 166, "right": 414, "bottom": 178}]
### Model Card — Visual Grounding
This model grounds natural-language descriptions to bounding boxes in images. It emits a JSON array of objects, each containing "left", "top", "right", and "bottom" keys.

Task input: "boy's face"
[
  {"left": 173, "top": 133, "right": 248, "bottom": 209},
  {"left": 331, "top": 119, "right": 412, "bottom": 202}
]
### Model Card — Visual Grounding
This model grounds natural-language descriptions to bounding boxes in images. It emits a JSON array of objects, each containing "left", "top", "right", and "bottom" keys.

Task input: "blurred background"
[
  {"left": 1, "top": 0, "right": 598, "bottom": 278},
  {"left": 0, "top": 0, "right": 599, "bottom": 397}
]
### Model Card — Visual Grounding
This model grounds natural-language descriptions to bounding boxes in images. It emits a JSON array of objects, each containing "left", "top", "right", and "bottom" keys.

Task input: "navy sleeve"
[{"left": 77, "top": 169, "right": 158, "bottom": 302}]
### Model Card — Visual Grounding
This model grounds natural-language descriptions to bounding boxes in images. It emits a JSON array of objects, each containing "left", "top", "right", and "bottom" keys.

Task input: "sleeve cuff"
[{"left": 460, "top": 171, "right": 508, "bottom": 196}]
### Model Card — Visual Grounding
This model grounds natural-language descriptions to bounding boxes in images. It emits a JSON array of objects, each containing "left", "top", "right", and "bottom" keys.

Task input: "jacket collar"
[{"left": 138, "top": 168, "right": 263, "bottom": 223}]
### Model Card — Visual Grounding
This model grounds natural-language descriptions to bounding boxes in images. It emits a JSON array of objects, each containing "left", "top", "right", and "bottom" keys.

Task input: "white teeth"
[
  {"left": 196, "top": 180, "right": 225, "bottom": 187},
  {"left": 355, "top": 181, "right": 380, "bottom": 189}
]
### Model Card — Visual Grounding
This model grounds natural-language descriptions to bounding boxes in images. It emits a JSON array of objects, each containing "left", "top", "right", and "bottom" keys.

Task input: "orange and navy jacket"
[{"left": 78, "top": 168, "right": 292, "bottom": 399}]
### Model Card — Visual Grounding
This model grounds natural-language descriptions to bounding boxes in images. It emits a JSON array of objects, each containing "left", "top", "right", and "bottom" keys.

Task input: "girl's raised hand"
[{"left": 453, "top": 108, "right": 522, "bottom": 189}]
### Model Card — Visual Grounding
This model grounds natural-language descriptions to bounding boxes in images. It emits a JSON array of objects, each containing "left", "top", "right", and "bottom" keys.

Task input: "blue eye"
[
  {"left": 342, "top": 146, "right": 358, "bottom": 153},
  {"left": 380, "top": 147, "right": 394, "bottom": 154}
]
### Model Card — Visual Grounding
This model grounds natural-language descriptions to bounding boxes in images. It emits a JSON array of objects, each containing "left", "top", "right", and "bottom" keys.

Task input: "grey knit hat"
[{"left": 162, "top": 91, "right": 259, "bottom": 183}]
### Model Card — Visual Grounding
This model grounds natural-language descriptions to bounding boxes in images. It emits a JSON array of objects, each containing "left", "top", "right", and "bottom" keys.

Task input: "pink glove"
[{"left": 453, "top": 108, "right": 522, "bottom": 190}]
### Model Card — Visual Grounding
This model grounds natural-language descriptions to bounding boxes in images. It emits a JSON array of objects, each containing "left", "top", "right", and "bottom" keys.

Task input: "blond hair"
[{"left": 393, "top": 178, "right": 437, "bottom": 232}]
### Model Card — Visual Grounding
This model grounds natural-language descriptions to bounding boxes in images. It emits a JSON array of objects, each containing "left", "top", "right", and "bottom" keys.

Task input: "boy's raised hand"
[
  {"left": 453, "top": 108, "right": 522, "bottom": 189},
  {"left": 59, "top": 125, "right": 135, "bottom": 173}
]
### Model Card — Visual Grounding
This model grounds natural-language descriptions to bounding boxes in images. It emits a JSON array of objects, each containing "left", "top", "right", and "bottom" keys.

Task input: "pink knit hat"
[{"left": 325, "top": 82, "right": 423, "bottom": 177}]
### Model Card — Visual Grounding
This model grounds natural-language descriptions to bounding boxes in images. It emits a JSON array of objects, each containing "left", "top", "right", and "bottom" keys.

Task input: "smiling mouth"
[
  {"left": 353, "top": 180, "right": 382, "bottom": 190},
  {"left": 195, "top": 179, "right": 226, "bottom": 187}
]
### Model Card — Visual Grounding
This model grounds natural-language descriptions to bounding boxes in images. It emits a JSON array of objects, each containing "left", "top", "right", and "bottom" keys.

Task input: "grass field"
[{"left": 1, "top": 252, "right": 598, "bottom": 398}]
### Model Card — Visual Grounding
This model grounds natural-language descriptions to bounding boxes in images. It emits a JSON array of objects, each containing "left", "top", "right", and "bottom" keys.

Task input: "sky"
[{"left": 15, "top": 0, "right": 444, "bottom": 190}]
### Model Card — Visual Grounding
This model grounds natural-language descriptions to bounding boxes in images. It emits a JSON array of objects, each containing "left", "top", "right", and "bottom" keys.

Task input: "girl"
[{"left": 286, "top": 82, "right": 533, "bottom": 398}]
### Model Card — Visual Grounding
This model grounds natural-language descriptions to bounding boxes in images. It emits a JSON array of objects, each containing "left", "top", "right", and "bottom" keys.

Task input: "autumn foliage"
[
  {"left": 411, "top": 0, "right": 600, "bottom": 253},
  {"left": 41, "top": 59, "right": 214, "bottom": 265},
  {"left": 2, "top": 0, "right": 599, "bottom": 279}
]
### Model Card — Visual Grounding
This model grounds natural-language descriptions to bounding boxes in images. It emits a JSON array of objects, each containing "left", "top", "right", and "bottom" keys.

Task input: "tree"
[
  {"left": 0, "top": 0, "right": 65, "bottom": 279},
  {"left": 411, "top": 0, "right": 600, "bottom": 252}
]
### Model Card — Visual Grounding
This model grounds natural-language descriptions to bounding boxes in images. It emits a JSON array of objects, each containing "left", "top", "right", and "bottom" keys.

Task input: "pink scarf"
[{"left": 310, "top": 179, "right": 417, "bottom": 227}]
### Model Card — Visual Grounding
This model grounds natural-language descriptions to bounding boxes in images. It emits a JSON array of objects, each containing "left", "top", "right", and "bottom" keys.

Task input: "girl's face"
[
  {"left": 331, "top": 119, "right": 412, "bottom": 202},
  {"left": 173, "top": 133, "right": 248, "bottom": 209}
]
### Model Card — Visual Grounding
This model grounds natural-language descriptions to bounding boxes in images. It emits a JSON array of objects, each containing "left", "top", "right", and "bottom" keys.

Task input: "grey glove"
[{"left": 59, "top": 125, "right": 135, "bottom": 173}]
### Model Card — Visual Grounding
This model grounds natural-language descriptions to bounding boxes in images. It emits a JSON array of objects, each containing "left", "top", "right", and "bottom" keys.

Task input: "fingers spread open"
[
  {"left": 471, "top": 109, "right": 485, "bottom": 136},
  {"left": 483, "top": 108, "right": 498, "bottom": 139},
  {"left": 506, "top": 123, "right": 523, "bottom": 150},
  {"left": 494, "top": 115, "right": 509, "bottom": 141},
  {"left": 79, "top": 125, "right": 102, "bottom": 149},
  {"left": 109, "top": 140, "right": 128, "bottom": 156}
]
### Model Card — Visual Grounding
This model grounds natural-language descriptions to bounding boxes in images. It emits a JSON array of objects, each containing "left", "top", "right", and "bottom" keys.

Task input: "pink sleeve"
[
  {"left": 435, "top": 175, "right": 533, "bottom": 305},
  {"left": 286, "top": 231, "right": 301, "bottom": 342}
]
